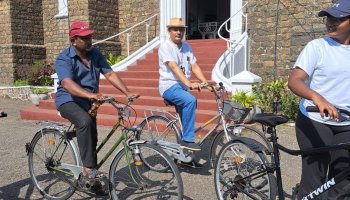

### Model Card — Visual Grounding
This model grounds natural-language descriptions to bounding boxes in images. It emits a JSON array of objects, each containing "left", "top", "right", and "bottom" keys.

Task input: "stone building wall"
[
  {"left": 0, "top": 0, "right": 46, "bottom": 85},
  {"left": 0, "top": 0, "right": 14, "bottom": 85},
  {"left": 118, "top": 0, "right": 159, "bottom": 56},
  {"left": 42, "top": 0, "right": 70, "bottom": 63},
  {"left": 88, "top": 0, "right": 120, "bottom": 57},
  {"left": 43, "top": 0, "right": 120, "bottom": 61},
  {"left": 247, "top": 0, "right": 330, "bottom": 82}
]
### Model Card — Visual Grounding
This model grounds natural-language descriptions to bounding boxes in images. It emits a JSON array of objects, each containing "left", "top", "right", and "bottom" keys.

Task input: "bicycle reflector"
[
  {"left": 134, "top": 159, "right": 143, "bottom": 166},
  {"left": 48, "top": 139, "right": 55, "bottom": 145},
  {"left": 234, "top": 156, "right": 243, "bottom": 163}
]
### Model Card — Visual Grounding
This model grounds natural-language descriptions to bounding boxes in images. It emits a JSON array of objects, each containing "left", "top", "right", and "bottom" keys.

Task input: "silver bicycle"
[{"left": 136, "top": 82, "right": 272, "bottom": 168}]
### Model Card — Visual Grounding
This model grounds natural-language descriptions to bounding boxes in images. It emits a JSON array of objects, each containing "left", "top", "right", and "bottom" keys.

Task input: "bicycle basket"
[{"left": 222, "top": 100, "right": 246, "bottom": 122}]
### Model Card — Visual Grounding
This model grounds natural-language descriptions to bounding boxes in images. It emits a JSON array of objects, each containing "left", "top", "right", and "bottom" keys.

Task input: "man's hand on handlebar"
[
  {"left": 127, "top": 93, "right": 140, "bottom": 102},
  {"left": 89, "top": 93, "right": 103, "bottom": 101}
]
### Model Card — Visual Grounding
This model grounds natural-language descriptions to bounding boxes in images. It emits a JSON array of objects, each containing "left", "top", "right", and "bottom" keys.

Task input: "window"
[{"left": 54, "top": 0, "right": 68, "bottom": 19}]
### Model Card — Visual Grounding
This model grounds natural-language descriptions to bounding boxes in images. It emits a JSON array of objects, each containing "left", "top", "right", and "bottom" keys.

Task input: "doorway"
[{"left": 186, "top": 0, "right": 230, "bottom": 40}]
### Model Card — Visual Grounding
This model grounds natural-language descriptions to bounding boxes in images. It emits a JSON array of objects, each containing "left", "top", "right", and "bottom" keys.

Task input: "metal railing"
[
  {"left": 217, "top": 2, "right": 248, "bottom": 50},
  {"left": 93, "top": 14, "right": 158, "bottom": 57},
  {"left": 212, "top": 2, "right": 249, "bottom": 90}
]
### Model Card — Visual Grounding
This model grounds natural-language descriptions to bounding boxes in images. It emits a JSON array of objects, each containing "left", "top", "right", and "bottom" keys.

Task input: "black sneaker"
[
  {"left": 180, "top": 141, "right": 201, "bottom": 151},
  {"left": 178, "top": 160, "right": 204, "bottom": 169}
]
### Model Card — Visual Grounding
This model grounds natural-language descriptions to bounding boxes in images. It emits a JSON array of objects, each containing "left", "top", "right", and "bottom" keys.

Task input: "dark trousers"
[
  {"left": 296, "top": 112, "right": 350, "bottom": 200},
  {"left": 58, "top": 102, "right": 98, "bottom": 168}
]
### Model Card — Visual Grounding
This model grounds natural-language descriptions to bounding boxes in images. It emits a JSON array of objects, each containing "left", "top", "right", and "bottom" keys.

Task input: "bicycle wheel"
[
  {"left": 214, "top": 141, "right": 276, "bottom": 200},
  {"left": 109, "top": 143, "right": 183, "bottom": 200},
  {"left": 137, "top": 114, "right": 180, "bottom": 144},
  {"left": 28, "top": 129, "right": 79, "bottom": 200}
]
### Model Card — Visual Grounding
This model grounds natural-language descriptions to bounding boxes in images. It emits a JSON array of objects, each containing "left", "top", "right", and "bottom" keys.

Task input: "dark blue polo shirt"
[{"left": 55, "top": 45, "right": 112, "bottom": 111}]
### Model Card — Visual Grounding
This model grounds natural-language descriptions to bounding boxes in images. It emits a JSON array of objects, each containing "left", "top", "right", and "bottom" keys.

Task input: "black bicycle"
[{"left": 214, "top": 106, "right": 350, "bottom": 200}]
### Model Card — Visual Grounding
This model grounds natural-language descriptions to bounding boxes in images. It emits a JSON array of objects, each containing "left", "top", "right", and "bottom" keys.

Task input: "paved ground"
[{"left": 0, "top": 97, "right": 301, "bottom": 199}]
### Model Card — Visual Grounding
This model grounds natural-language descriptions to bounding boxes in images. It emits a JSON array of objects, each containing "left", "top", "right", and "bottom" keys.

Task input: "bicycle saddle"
[{"left": 252, "top": 113, "right": 289, "bottom": 127}]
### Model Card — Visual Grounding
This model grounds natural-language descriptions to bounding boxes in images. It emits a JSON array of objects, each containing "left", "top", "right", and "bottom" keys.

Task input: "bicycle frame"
[
  {"left": 43, "top": 98, "right": 140, "bottom": 182},
  {"left": 144, "top": 83, "right": 234, "bottom": 146},
  {"left": 231, "top": 125, "right": 350, "bottom": 200}
]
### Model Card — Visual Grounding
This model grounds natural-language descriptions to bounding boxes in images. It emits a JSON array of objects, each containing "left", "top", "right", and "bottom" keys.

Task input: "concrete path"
[{"left": 0, "top": 97, "right": 301, "bottom": 199}]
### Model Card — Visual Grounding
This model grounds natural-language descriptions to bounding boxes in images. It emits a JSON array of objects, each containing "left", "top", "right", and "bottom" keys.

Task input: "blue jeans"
[{"left": 163, "top": 83, "right": 197, "bottom": 142}]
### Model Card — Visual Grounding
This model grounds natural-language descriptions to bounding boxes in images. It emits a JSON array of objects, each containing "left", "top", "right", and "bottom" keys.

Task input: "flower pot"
[{"left": 30, "top": 93, "right": 49, "bottom": 106}]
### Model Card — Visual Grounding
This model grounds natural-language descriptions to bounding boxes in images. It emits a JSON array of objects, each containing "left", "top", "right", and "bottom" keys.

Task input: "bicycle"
[
  {"left": 136, "top": 82, "right": 272, "bottom": 168},
  {"left": 214, "top": 106, "right": 350, "bottom": 200},
  {"left": 25, "top": 95, "right": 183, "bottom": 200}
]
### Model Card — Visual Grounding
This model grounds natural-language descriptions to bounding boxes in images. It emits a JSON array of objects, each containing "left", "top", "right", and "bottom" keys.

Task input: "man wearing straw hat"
[{"left": 158, "top": 17, "right": 209, "bottom": 154}]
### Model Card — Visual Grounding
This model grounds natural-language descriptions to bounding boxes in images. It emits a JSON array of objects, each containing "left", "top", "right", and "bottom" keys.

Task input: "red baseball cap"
[{"left": 69, "top": 22, "right": 94, "bottom": 38}]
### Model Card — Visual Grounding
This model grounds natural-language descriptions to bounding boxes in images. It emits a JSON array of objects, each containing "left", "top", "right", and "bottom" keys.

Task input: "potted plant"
[{"left": 30, "top": 88, "right": 50, "bottom": 105}]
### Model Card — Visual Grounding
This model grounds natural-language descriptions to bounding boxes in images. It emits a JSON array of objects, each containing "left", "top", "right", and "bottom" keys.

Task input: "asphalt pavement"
[{"left": 0, "top": 97, "right": 301, "bottom": 199}]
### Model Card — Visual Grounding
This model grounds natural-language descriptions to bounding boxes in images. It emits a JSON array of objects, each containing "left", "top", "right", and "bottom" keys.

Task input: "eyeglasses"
[{"left": 322, "top": 16, "right": 349, "bottom": 25}]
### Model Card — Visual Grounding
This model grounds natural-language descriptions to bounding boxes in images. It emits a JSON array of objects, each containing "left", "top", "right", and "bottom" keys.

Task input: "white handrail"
[
  {"left": 92, "top": 14, "right": 158, "bottom": 46},
  {"left": 217, "top": 2, "right": 248, "bottom": 48},
  {"left": 212, "top": 2, "right": 252, "bottom": 91}
]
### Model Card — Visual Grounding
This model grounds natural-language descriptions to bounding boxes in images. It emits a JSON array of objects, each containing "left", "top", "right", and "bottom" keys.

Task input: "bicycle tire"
[
  {"left": 137, "top": 114, "right": 181, "bottom": 144},
  {"left": 28, "top": 129, "right": 79, "bottom": 200},
  {"left": 108, "top": 143, "right": 183, "bottom": 200},
  {"left": 214, "top": 140, "right": 276, "bottom": 200}
]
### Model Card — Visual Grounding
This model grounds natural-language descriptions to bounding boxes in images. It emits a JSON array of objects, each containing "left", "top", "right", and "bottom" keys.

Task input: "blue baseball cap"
[{"left": 318, "top": 0, "right": 350, "bottom": 18}]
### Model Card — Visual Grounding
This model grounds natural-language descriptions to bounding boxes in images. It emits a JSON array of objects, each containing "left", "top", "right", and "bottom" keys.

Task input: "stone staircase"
[{"left": 20, "top": 39, "right": 227, "bottom": 129}]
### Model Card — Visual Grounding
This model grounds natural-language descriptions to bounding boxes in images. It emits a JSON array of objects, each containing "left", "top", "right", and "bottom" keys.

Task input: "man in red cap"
[{"left": 55, "top": 21, "right": 138, "bottom": 195}]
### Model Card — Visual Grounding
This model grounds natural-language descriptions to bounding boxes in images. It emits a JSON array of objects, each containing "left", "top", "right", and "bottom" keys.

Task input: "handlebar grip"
[
  {"left": 306, "top": 106, "right": 319, "bottom": 112},
  {"left": 306, "top": 106, "right": 329, "bottom": 117}
]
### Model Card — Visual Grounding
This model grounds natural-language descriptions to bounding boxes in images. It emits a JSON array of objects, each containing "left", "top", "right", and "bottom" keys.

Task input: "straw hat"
[{"left": 166, "top": 17, "right": 187, "bottom": 28}]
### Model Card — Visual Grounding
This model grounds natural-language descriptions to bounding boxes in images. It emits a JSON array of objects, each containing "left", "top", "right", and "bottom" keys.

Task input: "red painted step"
[
  {"left": 39, "top": 95, "right": 219, "bottom": 112},
  {"left": 20, "top": 39, "right": 227, "bottom": 128},
  {"left": 127, "top": 64, "right": 215, "bottom": 71},
  {"left": 117, "top": 71, "right": 212, "bottom": 79}
]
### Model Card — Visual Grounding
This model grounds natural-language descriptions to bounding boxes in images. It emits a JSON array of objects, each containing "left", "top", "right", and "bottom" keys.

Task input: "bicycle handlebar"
[
  {"left": 88, "top": 95, "right": 140, "bottom": 116},
  {"left": 306, "top": 106, "right": 350, "bottom": 120}
]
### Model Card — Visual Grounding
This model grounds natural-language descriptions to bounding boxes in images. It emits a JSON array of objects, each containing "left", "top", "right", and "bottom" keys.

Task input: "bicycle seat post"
[{"left": 268, "top": 125, "right": 285, "bottom": 199}]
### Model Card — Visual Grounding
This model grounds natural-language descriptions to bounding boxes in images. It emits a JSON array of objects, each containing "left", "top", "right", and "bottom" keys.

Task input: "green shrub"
[
  {"left": 106, "top": 53, "right": 124, "bottom": 66},
  {"left": 13, "top": 79, "right": 29, "bottom": 86},
  {"left": 230, "top": 90, "right": 256, "bottom": 108},
  {"left": 14, "top": 60, "right": 54, "bottom": 86},
  {"left": 280, "top": 90, "right": 300, "bottom": 121},
  {"left": 33, "top": 88, "right": 50, "bottom": 94},
  {"left": 30, "top": 62, "right": 55, "bottom": 86},
  {"left": 253, "top": 79, "right": 300, "bottom": 121}
]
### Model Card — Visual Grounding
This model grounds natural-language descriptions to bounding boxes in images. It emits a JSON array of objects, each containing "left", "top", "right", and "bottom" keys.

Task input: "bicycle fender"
[
  {"left": 231, "top": 136, "right": 267, "bottom": 153},
  {"left": 130, "top": 140, "right": 147, "bottom": 145},
  {"left": 112, "top": 140, "right": 148, "bottom": 158}
]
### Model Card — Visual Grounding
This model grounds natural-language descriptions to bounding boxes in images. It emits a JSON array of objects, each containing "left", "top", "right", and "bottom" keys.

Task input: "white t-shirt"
[
  {"left": 158, "top": 40, "right": 197, "bottom": 96},
  {"left": 294, "top": 37, "right": 350, "bottom": 125}
]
